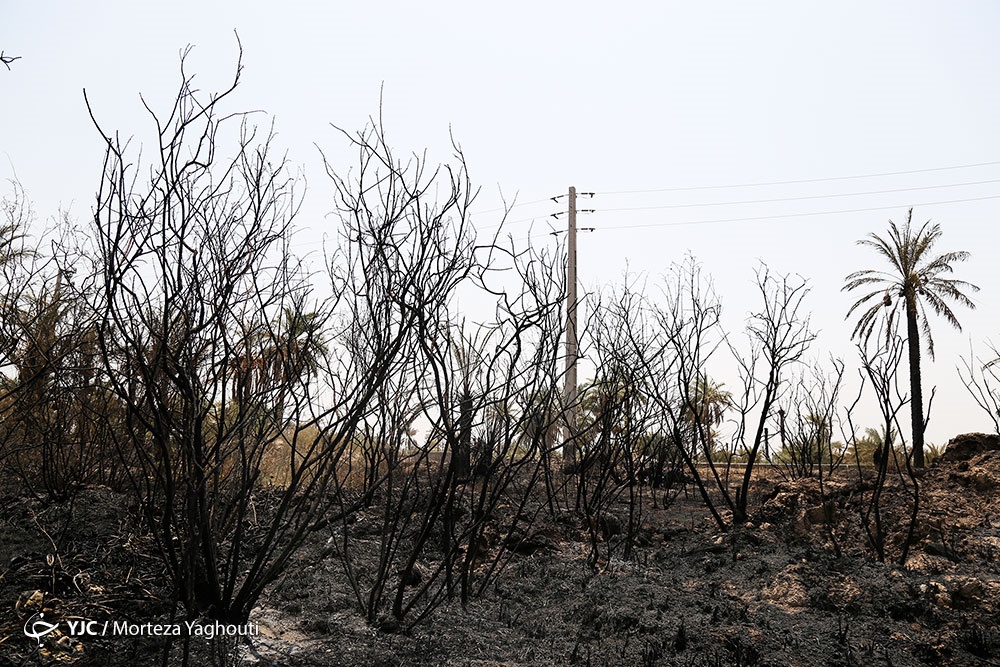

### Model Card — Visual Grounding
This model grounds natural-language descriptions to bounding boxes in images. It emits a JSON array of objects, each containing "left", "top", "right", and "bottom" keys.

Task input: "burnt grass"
[{"left": 2, "top": 445, "right": 999, "bottom": 666}]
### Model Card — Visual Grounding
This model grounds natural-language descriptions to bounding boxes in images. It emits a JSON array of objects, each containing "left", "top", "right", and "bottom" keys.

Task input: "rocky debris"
[
  {"left": 761, "top": 568, "right": 810, "bottom": 608},
  {"left": 503, "top": 530, "right": 555, "bottom": 556},
  {"left": 758, "top": 477, "right": 856, "bottom": 535},
  {"left": 946, "top": 451, "right": 1000, "bottom": 491},
  {"left": 924, "top": 541, "right": 962, "bottom": 562},
  {"left": 937, "top": 432, "right": 1000, "bottom": 463},
  {"left": 795, "top": 499, "right": 839, "bottom": 533},
  {"left": 804, "top": 501, "right": 837, "bottom": 524},
  {"left": 596, "top": 513, "right": 623, "bottom": 539},
  {"left": 920, "top": 577, "right": 986, "bottom": 609}
]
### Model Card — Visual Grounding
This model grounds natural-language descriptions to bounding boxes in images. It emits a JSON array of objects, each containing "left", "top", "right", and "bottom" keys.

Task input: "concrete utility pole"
[{"left": 563, "top": 186, "right": 578, "bottom": 465}]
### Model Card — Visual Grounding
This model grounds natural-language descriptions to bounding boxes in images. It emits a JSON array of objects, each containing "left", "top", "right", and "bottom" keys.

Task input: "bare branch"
[{"left": 1, "top": 51, "right": 21, "bottom": 70}]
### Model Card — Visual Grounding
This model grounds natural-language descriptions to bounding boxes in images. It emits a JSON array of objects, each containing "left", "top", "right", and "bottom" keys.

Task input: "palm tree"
[
  {"left": 520, "top": 387, "right": 561, "bottom": 457},
  {"left": 843, "top": 209, "right": 979, "bottom": 467},
  {"left": 579, "top": 376, "right": 636, "bottom": 438},
  {"left": 269, "top": 306, "right": 328, "bottom": 385},
  {"left": 451, "top": 337, "right": 476, "bottom": 480},
  {"left": 682, "top": 376, "right": 731, "bottom": 461},
  {"left": 227, "top": 307, "right": 327, "bottom": 430},
  {"left": 266, "top": 306, "right": 328, "bottom": 426}
]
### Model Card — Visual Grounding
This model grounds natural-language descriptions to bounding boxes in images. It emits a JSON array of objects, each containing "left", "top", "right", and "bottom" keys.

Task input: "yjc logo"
[
  {"left": 64, "top": 619, "right": 107, "bottom": 636},
  {"left": 23, "top": 612, "right": 58, "bottom": 645}
]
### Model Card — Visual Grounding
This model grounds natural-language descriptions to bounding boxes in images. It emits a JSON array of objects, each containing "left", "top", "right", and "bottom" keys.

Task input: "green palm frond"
[{"left": 842, "top": 208, "right": 978, "bottom": 360}]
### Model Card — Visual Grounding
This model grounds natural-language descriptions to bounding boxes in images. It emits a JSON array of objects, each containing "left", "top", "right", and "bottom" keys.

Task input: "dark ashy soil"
[{"left": 2, "top": 436, "right": 999, "bottom": 666}]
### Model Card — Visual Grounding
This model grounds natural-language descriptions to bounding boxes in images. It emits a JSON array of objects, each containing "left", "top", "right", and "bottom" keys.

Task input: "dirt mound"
[{"left": 937, "top": 432, "right": 1000, "bottom": 463}]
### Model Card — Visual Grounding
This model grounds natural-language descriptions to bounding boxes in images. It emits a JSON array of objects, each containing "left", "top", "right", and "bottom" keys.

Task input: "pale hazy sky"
[{"left": 3, "top": 2, "right": 999, "bottom": 444}]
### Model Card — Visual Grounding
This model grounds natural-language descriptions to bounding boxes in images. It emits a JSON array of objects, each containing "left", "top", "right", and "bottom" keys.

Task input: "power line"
[
  {"left": 597, "top": 160, "right": 1000, "bottom": 195},
  {"left": 596, "top": 178, "right": 1000, "bottom": 213},
  {"left": 463, "top": 160, "right": 1000, "bottom": 222},
  {"left": 469, "top": 196, "right": 554, "bottom": 216},
  {"left": 478, "top": 212, "right": 561, "bottom": 231},
  {"left": 295, "top": 173, "right": 1000, "bottom": 245},
  {"left": 485, "top": 180, "right": 1000, "bottom": 230},
  {"left": 591, "top": 194, "right": 1000, "bottom": 231}
]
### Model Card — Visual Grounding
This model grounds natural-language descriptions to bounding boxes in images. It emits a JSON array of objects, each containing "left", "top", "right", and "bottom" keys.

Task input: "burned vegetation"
[{"left": 1, "top": 47, "right": 999, "bottom": 667}]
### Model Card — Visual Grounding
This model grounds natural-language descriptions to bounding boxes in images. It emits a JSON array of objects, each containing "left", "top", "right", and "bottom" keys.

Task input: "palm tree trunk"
[
  {"left": 905, "top": 294, "right": 926, "bottom": 468},
  {"left": 454, "top": 391, "right": 472, "bottom": 481}
]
